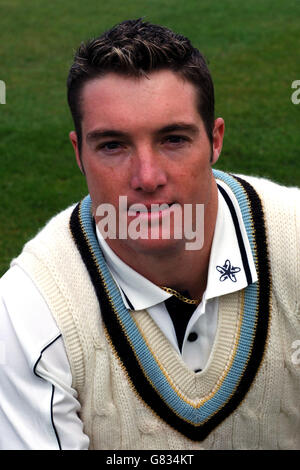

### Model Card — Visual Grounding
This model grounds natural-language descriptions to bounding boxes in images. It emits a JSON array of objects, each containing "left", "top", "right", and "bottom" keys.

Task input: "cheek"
[
  {"left": 86, "top": 164, "right": 127, "bottom": 207},
  {"left": 83, "top": 163, "right": 108, "bottom": 201},
  {"left": 176, "top": 159, "right": 210, "bottom": 187},
  {"left": 179, "top": 166, "right": 213, "bottom": 204}
]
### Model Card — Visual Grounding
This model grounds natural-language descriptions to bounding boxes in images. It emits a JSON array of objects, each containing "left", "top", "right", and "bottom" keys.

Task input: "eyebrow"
[
  {"left": 86, "top": 129, "right": 128, "bottom": 143},
  {"left": 156, "top": 123, "right": 199, "bottom": 136},
  {"left": 86, "top": 122, "right": 200, "bottom": 143}
]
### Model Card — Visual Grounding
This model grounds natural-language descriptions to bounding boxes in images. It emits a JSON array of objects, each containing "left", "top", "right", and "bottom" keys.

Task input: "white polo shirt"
[{"left": 0, "top": 182, "right": 257, "bottom": 449}]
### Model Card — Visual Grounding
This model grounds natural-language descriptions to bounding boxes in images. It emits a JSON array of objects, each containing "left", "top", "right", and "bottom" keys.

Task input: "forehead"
[{"left": 79, "top": 70, "right": 202, "bottom": 133}]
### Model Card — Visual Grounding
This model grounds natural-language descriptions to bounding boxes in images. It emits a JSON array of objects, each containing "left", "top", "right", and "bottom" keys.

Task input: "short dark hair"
[{"left": 67, "top": 19, "right": 215, "bottom": 153}]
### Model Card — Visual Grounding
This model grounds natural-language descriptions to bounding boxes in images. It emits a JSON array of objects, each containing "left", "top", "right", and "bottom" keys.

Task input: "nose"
[{"left": 130, "top": 146, "right": 167, "bottom": 193}]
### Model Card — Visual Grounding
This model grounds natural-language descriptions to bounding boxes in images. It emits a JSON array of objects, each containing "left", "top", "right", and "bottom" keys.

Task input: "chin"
[{"left": 125, "top": 236, "right": 187, "bottom": 257}]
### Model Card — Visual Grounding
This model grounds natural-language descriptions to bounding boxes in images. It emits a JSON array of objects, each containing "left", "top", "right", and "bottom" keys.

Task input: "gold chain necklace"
[{"left": 160, "top": 286, "right": 200, "bottom": 305}]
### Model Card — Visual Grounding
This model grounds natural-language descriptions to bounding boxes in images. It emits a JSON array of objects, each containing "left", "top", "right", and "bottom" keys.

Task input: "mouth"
[{"left": 127, "top": 202, "right": 177, "bottom": 217}]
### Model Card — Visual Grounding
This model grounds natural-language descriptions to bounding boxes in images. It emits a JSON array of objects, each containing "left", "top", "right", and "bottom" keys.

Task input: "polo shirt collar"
[
  {"left": 96, "top": 182, "right": 257, "bottom": 311},
  {"left": 204, "top": 180, "right": 258, "bottom": 302}
]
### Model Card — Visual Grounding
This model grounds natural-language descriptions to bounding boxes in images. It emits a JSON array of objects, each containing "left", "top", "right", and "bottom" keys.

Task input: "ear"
[
  {"left": 211, "top": 118, "right": 225, "bottom": 165},
  {"left": 69, "top": 131, "right": 84, "bottom": 174}
]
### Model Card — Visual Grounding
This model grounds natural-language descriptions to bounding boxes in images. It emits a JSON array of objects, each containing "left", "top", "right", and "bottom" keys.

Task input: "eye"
[
  {"left": 98, "top": 141, "right": 124, "bottom": 154},
  {"left": 163, "top": 135, "right": 190, "bottom": 147}
]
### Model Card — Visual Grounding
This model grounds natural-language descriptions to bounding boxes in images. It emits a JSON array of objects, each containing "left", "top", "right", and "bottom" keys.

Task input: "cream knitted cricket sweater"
[{"left": 13, "top": 172, "right": 300, "bottom": 450}]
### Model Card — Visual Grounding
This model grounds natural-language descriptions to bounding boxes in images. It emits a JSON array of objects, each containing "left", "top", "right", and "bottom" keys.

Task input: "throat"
[{"left": 138, "top": 248, "right": 209, "bottom": 301}]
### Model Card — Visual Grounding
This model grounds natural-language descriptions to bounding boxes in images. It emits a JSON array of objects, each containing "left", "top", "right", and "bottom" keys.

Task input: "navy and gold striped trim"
[{"left": 69, "top": 171, "right": 271, "bottom": 441}]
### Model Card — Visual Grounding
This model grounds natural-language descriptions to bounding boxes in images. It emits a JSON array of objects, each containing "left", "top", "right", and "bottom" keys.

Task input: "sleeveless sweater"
[{"left": 12, "top": 171, "right": 300, "bottom": 450}]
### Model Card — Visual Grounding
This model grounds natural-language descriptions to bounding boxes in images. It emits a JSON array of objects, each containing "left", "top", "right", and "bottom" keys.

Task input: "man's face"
[{"left": 70, "top": 70, "right": 224, "bottom": 257}]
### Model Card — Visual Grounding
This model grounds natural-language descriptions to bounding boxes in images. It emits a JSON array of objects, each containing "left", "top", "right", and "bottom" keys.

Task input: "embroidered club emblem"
[{"left": 216, "top": 259, "right": 241, "bottom": 282}]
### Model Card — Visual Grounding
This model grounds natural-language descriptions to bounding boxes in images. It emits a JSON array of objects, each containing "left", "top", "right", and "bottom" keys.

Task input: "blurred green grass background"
[{"left": 1, "top": 0, "right": 300, "bottom": 275}]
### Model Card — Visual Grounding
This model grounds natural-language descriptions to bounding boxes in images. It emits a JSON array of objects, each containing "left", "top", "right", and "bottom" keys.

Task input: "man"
[{"left": 0, "top": 19, "right": 299, "bottom": 450}]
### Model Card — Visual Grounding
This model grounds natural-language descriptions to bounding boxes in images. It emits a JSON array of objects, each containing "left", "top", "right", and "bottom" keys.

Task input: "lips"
[{"left": 127, "top": 202, "right": 176, "bottom": 216}]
